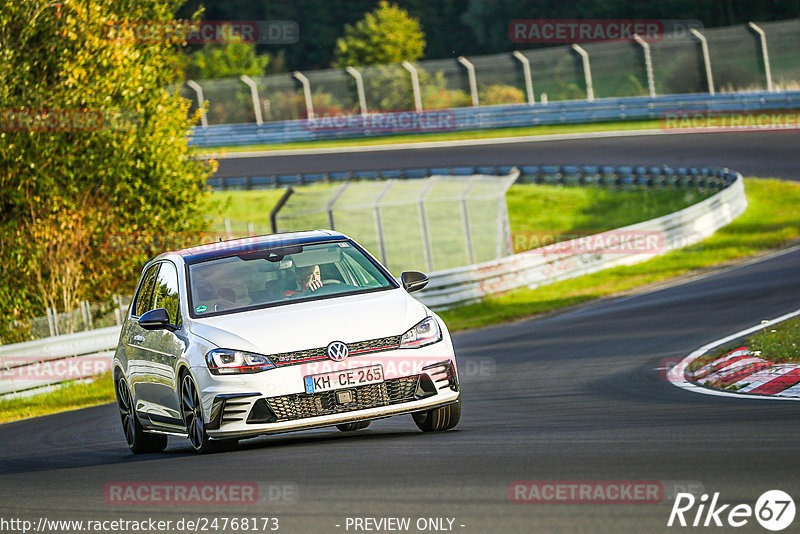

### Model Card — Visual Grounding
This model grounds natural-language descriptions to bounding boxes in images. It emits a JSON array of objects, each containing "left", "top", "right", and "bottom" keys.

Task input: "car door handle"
[{"left": 132, "top": 334, "right": 145, "bottom": 343}]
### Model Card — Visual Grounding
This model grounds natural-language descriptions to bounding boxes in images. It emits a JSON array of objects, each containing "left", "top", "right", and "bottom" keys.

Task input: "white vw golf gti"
[{"left": 113, "top": 231, "right": 461, "bottom": 453}]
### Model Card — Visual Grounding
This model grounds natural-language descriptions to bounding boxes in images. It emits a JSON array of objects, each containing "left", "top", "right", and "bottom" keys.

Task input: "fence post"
[
  {"left": 512, "top": 51, "right": 535, "bottom": 104},
  {"left": 418, "top": 177, "right": 438, "bottom": 272},
  {"left": 571, "top": 44, "right": 595, "bottom": 101},
  {"left": 345, "top": 66, "right": 368, "bottom": 117},
  {"left": 248, "top": 221, "right": 255, "bottom": 236},
  {"left": 185, "top": 80, "right": 208, "bottom": 128},
  {"left": 224, "top": 218, "right": 232, "bottom": 240},
  {"left": 747, "top": 22, "right": 773, "bottom": 92},
  {"left": 80, "top": 300, "right": 93, "bottom": 331},
  {"left": 373, "top": 181, "right": 393, "bottom": 267},
  {"left": 326, "top": 183, "right": 350, "bottom": 230},
  {"left": 460, "top": 177, "right": 480, "bottom": 265},
  {"left": 292, "top": 71, "right": 315, "bottom": 120},
  {"left": 269, "top": 187, "right": 294, "bottom": 234},
  {"left": 402, "top": 61, "right": 423, "bottom": 112},
  {"left": 497, "top": 168, "right": 520, "bottom": 258},
  {"left": 457, "top": 56, "right": 480, "bottom": 107},
  {"left": 690, "top": 28, "right": 715, "bottom": 95},
  {"left": 240, "top": 75, "right": 264, "bottom": 125},
  {"left": 632, "top": 34, "right": 656, "bottom": 98},
  {"left": 46, "top": 307, "right": 57, "bottom": 337},
  {"left": 113, "top": 296, "right": 122, "bottom": 325}
]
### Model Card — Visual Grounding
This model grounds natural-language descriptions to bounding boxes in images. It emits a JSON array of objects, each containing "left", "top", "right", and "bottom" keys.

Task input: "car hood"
[{"left": 189, "top": 288, "right": 427, "bottom": 354}]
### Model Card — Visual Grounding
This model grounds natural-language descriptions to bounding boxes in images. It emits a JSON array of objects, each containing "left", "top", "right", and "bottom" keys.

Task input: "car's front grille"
[
  {"left": 263, "top": 375, "right": 420, "bottom": 422},
  {"left": 270, "top": 335, "right": 402, "bottom": 366},
  {"left": 349, "top": 336, "right": 402, "bottom": 354}
]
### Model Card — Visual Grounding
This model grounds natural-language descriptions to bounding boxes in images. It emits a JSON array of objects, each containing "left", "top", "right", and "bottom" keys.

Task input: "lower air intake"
[{"left": 263, "top": 375, "right": 420, "bottom": 422}]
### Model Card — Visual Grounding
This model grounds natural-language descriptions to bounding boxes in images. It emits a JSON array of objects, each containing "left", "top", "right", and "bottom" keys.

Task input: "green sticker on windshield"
[{"left": 195, "top": 305, "right": 208, "bottom": 313}]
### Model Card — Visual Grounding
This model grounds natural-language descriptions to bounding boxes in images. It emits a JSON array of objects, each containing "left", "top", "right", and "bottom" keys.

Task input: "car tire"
[
  {"left": 336, "top": 421, "right": 371, "bottom": 432},
  {"left": 115, "top": 376, "right": 168, "bottom": 454},
  {"left": 180, "top": 372, "right": 236, "bottom": 454},
  {"left": 412, "top": 401, "right": 461, "bottom": 432}
]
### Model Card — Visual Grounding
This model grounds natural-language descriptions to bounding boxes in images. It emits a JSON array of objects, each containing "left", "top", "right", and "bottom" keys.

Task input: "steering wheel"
[{"left": 322, "top": 279, "right": 342, "bottom": 285}]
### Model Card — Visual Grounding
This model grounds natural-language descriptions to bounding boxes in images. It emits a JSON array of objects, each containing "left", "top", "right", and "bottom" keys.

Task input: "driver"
[{"left": 284, "top": 265, "right": 322, "bottom": 297}]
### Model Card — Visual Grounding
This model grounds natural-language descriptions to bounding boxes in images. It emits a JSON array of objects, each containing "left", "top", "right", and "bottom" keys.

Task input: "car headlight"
[
  {"left": 399, "top": 316, "right": 442, "bottom": 348},
  {"left": 206, "top": 349, "right": 276, "bottom": 374}
]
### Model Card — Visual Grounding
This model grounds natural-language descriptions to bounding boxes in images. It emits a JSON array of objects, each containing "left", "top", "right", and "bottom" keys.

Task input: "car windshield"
[{"left": 187, "top": 241, "right": 395, "bottom": 316}]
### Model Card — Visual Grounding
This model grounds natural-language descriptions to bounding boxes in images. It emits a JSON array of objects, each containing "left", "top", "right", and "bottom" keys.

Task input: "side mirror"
[
  {"left": 401, "top": 271, "right": 429, "bottom": 293},
  {"left": 138, "top": 308, "right": 176, "bottom": 331}
]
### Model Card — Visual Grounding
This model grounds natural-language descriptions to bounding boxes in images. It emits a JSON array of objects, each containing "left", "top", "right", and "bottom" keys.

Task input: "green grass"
[
  {"left": 440, "top": 179, "right": 800, "bottom": 331},
  {"left": 206, "top": 189, "right": 297, "bottom": 235},
  {"left": 748, "top": 318, "right": 800, "bottom": 363},
  {"left": 192, "top": 119, "right": 662, "bottom": 155},
  {"left": 0, "top": 372, "right": 114, "bottom": 425},
  {"left": 506, "top": 185, "right": 710, "bottom": 252}
]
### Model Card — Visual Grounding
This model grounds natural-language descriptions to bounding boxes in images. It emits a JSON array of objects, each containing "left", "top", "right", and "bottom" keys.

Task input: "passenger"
[{"left": 284, "top": 265, "right": 322, "bottom": 297}]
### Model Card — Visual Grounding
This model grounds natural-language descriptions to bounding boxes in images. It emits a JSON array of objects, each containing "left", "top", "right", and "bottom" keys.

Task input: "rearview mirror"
[
  {"left": 138, "top": 308, "right": 176, "bottom": 331},
  {"left": 401, "top": 271, "right": 429, "bottom": 293}
]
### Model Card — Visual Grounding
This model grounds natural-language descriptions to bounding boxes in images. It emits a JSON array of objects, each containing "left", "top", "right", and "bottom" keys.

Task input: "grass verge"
[
  {"left": 0, "top": 372, "right": 114, "bottom": 425},
  {"left": 192, "top": 119, "right": 662, "bottom": 155},
  {"left": 440, "top": 178, "right": 800, "bottom": 331}
]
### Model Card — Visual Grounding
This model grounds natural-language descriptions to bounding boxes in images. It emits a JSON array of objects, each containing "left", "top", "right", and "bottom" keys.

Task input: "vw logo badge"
[{"left": 327, "top": 341, "right": 349, "bottom": 362}]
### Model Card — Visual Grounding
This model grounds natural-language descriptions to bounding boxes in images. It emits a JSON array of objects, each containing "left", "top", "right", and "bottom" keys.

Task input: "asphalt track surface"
[
  {"left": 2, "top": 131, "right": 800, "bottom": 534},
  {"left": 214, "top": 130, "right": 800, "bottom": 181}
]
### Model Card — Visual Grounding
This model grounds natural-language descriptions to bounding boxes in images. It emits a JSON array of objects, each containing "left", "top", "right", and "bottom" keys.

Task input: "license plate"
[{"left": 304, "top": 365, "right": 384, "bottom": 394}]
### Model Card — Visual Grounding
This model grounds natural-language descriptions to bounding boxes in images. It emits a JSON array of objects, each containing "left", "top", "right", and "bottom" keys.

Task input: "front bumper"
[{"left": 192, "top": 346, "right": 460, "bottom": 440}]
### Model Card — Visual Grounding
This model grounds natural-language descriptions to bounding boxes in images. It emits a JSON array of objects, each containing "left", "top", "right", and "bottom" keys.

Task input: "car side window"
[
  {"left": 152, "top": 262, "right": 181, "bottom": 327},
  {"left": 134, "top": 264, "right": 161, "bottom": 317}
]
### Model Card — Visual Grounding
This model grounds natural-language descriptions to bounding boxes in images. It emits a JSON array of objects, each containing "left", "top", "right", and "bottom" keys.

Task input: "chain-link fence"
[
  {"left": 182, "top": 19, "right": 800, "bottom": 126},
  {"left": 13, "top": 296, "right": 132, "bottom": 342},
  {"left": 273, "top": 171, "right": 518, "bottom": 275}
]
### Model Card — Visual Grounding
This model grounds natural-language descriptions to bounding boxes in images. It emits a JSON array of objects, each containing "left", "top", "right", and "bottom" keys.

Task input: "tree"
[
  {"left": 333, "top": 1, "right": 425, "bottom": 67},
  {"left": 185, "top": 35, "right": 270, "bottom": 80},
  {"left": 0, "top": 0, "right": 216, "bottom": 342}
]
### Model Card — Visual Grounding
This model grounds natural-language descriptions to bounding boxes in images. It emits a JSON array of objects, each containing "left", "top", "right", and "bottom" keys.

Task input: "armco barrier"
[
  {"left": 189, "top": 90, "right": 800, "bottom": 148},
  {"left": 414, "top": 172, "right": 746, "bottom": 308},
  {"left": 208, "top": 163, "right": 738, "bottom": 191},
  {"left": 0, "top": 166, "right": 745, "bottom": 396},
  {"left": 0, "top": 325, "right": 120, "bottom": 396}
]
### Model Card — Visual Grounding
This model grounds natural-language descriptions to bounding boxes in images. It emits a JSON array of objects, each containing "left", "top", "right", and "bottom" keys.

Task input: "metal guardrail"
[
  {"left": 0, "top": 164, "right": 744, "bottom": 397},
  {"left": 208, "top": 162, "right": 739, "bottom": 191},
  {"left": 0, "top": 326, "right": 121, "bottom": 396},
  {"left": 190, "top": 90, "right": 800, "bottom": 148}
]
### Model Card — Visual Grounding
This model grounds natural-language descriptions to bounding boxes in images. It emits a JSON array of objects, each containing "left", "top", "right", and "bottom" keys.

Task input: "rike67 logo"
[{"left": 668, "top": 490, "right": 795, "bottom": 531}]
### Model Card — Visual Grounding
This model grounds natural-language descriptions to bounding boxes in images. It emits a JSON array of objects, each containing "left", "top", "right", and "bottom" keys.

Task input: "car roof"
[{"left": 171, "top": 230, "right": 348, "bottom": 264}]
